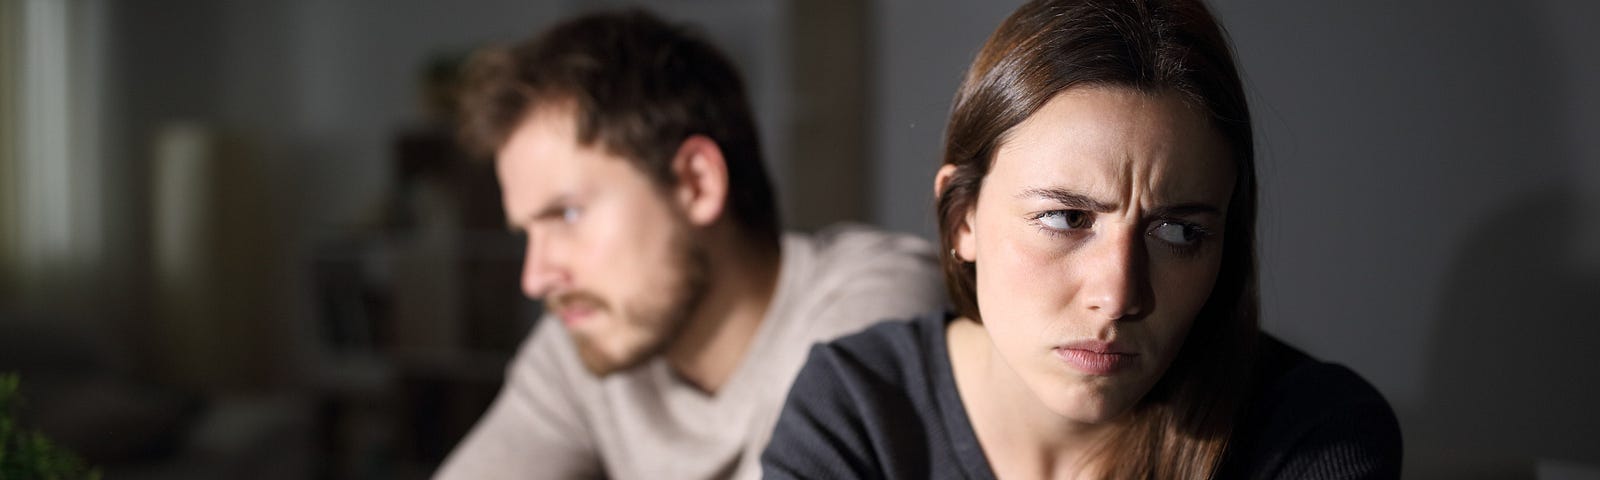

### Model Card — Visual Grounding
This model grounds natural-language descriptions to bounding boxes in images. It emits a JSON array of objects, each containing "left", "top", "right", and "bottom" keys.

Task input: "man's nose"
[{"left": 520, "top": 230, "right": 567, "bottom": 299}]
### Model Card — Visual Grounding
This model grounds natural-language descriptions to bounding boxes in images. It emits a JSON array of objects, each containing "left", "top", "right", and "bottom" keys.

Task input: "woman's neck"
[{"left": 947, "top": 316, "right": 1114, "bottom": 479}]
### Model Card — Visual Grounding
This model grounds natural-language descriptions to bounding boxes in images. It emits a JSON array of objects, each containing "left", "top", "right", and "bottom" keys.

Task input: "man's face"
[{"left": 497, "top": 105, "right": 708, "bottom": 377}]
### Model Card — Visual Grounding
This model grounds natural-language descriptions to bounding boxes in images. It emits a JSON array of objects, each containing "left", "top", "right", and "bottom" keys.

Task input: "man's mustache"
[{"left": 547, "top": 290, "right": 608, "bottom": 313}]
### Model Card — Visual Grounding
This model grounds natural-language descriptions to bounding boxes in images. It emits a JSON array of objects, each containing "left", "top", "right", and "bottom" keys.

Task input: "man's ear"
[
  {"left": 934, "top": 164, "right": 977, "bottom": 262},
  {"left": 670, "top": 135, "right": 729, "bottom": 227}
]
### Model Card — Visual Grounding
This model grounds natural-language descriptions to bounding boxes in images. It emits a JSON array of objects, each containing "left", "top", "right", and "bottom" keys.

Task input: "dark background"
[{"left": 1, "top": 0, "right": 1596, "bottom": 478}]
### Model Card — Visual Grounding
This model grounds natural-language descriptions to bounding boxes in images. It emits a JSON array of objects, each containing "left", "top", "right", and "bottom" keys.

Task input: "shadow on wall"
[
  {"left": 1395, "top": 2, "right": 1600, "bottom": 478},
  {"left": 1213, "top": 0, "right": 1600, "bottom": 477},
  {"left": 1399, "top": 1, "right": 1600, "bottom": 478},
  {"left": 1417, "top": 186, "right": 1600, "bottom": 479}
]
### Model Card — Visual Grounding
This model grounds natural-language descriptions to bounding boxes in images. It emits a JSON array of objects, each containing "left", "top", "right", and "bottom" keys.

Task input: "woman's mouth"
[{"left": 1053, "top": 340, "right": 1137, "bottom": 375}]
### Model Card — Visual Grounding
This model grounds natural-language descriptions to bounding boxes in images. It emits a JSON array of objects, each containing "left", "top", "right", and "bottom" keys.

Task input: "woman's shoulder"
[
  {"left": 800, "top": 312, "right": 949, "bottom": 390},
  {"left": 762, "top": 312, "right": 963, "bottom": 479},
  {"left": 1251, "top": 334, "right": 1393, "bottom": 410},
  {"left": 1221, "top": 334, "right": 1404, "bottom": 479}
]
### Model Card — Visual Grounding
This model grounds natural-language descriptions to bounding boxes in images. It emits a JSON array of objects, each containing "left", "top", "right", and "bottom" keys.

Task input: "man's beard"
[{"left": 562, "top": 232, "right": 710, "bottom": 377}]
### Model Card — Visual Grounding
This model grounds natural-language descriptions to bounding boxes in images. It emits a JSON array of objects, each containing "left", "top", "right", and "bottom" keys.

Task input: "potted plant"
[{"left": 0, "top": 373, "right": 100, "bottom": 480}]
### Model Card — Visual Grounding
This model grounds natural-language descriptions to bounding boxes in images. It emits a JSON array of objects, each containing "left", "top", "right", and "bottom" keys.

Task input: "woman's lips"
[{"left": 1053, "top": 340, "right": 1137, "bottom": 375}]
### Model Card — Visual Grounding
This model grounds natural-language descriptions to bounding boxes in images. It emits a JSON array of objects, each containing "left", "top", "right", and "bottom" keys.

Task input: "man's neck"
[{"left": 665, "top": 230, "right": 781, "bottom": 395}]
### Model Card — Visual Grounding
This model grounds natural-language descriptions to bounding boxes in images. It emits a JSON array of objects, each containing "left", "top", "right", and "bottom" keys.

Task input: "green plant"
[{"left": 0, "top": 373, "right": 100, "bottom": 480}]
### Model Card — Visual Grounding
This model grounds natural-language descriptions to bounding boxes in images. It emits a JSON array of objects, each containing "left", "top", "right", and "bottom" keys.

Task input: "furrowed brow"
[
  {"left": 1018, "top": 187, "right": 1117, "bottom": 212},
  {"left": 1148, "top": 202, "right": 1223, "bottom": 218}
]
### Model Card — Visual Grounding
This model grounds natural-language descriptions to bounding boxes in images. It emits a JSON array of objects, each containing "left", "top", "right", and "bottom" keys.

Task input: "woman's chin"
[{"left": 1040, "top": 383, "right": 1141, "bottom": 425}]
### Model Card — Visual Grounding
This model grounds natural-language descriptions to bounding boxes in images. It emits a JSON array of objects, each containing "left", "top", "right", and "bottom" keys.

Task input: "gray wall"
[
  {"left": 109, "top": 0, "right": 792, "bottom": 238},
  {"left": 871, "top": 1, "right": 1600, "bottom": 477},
  {"left": 870, "top": 0, "right": 1025, "bottom": 238},
  {"left": 99, "top": 0, "right": 792, "bottom": 379},
  {"left": 1217, "top": 2, "right": 1600, "bottom": 477}
]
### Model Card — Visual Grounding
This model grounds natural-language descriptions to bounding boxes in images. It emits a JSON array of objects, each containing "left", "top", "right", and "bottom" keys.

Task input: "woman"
[{"left": 761, "top": 0, "right": 1402, "bottom": 478}]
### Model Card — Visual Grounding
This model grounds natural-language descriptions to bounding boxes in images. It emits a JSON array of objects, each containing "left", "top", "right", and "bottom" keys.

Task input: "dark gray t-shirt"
[{"left": 761, "top": 312, "right": 1402, "bottom": 479}]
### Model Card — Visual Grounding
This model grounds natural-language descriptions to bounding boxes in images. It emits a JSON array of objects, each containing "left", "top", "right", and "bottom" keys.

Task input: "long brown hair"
[{"left": 935, "top": 0, "right": 1259, "bottom": 477}]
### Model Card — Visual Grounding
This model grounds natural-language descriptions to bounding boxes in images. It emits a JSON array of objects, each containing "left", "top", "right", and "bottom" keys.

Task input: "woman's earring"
[{"left": 950, "top": 248, "right": 967, "bottom": 263}]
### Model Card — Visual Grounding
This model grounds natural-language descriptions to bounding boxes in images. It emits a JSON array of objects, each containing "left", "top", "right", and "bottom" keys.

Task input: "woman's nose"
[{"left": 1080, "top": 230, "right": 1148, "bottom": 320}]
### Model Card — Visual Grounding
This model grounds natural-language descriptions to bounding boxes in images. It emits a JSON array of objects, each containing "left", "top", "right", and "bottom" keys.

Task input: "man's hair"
[
  {"left": 458, "top": 9, "right": 779, "bottom": 248},
  {"left": 936, "top": 0, "right": 1258, "bottom": 477}
]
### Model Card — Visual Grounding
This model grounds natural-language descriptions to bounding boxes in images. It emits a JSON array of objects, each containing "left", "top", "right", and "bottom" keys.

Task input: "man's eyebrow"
[
  {"left": 505, "top": 212, "right": 531, "bottom": 232},
  {"left": 506, "top": 194, "right": 573, "bottom": 230},
  {"left": 1017, "top": 187, "right": 1118, "bottom": 212}
]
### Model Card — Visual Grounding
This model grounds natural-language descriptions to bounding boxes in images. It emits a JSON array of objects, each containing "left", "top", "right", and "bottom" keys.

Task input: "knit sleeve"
[
  {"left": 1265, "top": 394, "right": 1403, "bottom": 479},
  {"left": 1240, "top": 362, "right": 1404, "bottom": 480}
]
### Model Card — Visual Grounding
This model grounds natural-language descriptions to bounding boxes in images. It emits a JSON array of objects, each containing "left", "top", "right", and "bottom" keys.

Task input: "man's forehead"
[{"left": 497, "top": 115, "right": 663, "bottom": 204}]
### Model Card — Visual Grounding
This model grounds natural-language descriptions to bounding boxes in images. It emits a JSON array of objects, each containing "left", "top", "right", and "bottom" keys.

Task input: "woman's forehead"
[{"left": 989, "top": 87, "right": 1235, "bottom": 207}]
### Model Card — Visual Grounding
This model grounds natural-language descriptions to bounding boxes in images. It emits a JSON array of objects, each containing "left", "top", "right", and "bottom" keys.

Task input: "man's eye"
[
  {"left": 1037, "top": 210, "right": 1092, "bottom": 230},
  {"left": 1149, "top": 221, "right": 1205, "bottom": 246}
]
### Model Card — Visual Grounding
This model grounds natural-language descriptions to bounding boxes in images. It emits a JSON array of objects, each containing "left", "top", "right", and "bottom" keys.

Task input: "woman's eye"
[
  {"left": 1037, "top": 210, "right": 1092, "bottom": 230},
  {"left": 561, "top": 206, "right": 582, "bottom": 224},
  {"left": 1150, "top": 221, "right": 1204, "bottom": 246}
]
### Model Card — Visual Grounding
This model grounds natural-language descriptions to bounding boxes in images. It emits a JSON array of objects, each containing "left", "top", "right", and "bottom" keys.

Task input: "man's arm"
[{"left": 434, "top": 319, "right": 602, "bottom": 479}]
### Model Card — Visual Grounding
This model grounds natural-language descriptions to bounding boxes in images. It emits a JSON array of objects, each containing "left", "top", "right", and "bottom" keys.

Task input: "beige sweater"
[{"left": 435, "top": 226, "right": 947, "bottom": 480}]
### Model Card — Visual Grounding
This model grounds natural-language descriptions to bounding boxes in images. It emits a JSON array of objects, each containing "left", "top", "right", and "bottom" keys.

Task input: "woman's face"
[{"left": 947, "top": 86, "right": 1234, "bottom": 424}]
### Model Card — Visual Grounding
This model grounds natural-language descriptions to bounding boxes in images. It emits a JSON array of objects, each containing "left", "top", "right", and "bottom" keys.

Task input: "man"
[{"left": 435, "top": 9, "right": 946, "bottom": 480}]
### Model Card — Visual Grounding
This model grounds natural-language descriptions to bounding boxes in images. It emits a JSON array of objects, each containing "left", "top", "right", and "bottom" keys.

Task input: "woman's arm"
[{"left": 1236, "top": 362, "right": 1404, "bottom": 480}]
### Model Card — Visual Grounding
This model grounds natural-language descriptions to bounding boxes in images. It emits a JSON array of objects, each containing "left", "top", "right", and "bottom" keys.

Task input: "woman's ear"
[
  {"left": 935, "top": 164, "right": 977, "bottom": 263},
  {"left": 670, "top": 135, "right": 729, "bottom": 227}
]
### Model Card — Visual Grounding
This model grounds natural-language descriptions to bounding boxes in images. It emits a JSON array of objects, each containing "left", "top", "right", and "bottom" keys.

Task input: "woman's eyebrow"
[
  {"left": 1018, "top": 187, "right": 1223, "bottom": 217},
  {"left": 1017, "top": 187, "right": 1117, "bottom": 212},
  {"left": 1149, "top": 203, "right": 1223, "bottom": 218}
]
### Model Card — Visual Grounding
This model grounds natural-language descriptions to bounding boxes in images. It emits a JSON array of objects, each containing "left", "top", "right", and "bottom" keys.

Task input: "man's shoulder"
[
  {"left": 797, "top": 223, "right": 939, "bottom": 276},
  {"left": 777, "top": 225, "right": 945, "bottom": 340},
  {"left": 784, "top": 224, "right": 941, "bottom": 302}
]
